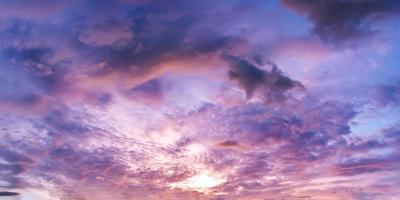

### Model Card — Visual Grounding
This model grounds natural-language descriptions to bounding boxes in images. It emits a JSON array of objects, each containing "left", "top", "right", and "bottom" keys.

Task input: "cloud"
[
  {"left": 77, "top": 20, "right": 135, "bottom": 49},
  {"left": 334, "top": 154, "right": 400, "bottom": 176},
  {"left": 0, "top": 1, "right": 399, "bottom": 199},
  {"left": 0, "top": 148, "right": 33, "bottom": 164},
  {"left": 0, "top": 92, "right": 356, "bottom": 198},
  {"left": 371, "top": 83, "right": 400, "bottom": 107},
  {"left": 347, "top": 140, "right": 387, "bottom": 152},
  {"left": 282, "top": 0, "right": 400, "bottom": 41},
  {"left": 0, "top": 0, "right": 249, "bottom": 113},
  {"left": 383, "top": 123, "right": 400, "bottom": 139},
  {"left": 124, "top": 78, "right": 163, "bottom": 103},
  {"left": 0, "top": 0, "right": 64, "bottom": 21},
  {"left": 171, "top": 95, "right": 358, "bottom": 197},
  {"left": 333, "top": 122, "right": 400, "bottom": 177},
  {"left": 0, "top": 147, "right": 32, "bottom": 189},
  {"left": 0, "top": 191, "right": 19, "bottom": 196},
  {"left": 222, "top": 54, "right": 303, "bottom": 100}
]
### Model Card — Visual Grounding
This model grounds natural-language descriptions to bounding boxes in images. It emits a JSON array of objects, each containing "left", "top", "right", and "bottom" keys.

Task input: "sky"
[{"left": 0, "top": 0, "right": 400, "bottom": 200}]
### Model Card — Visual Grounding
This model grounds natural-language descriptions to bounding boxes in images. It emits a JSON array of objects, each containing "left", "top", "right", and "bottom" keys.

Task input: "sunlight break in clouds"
[
  {"left": 169, "top": 169, "right": 227, "bottom": 193},
  {"left": 0, "top": 0, "right": 400, "bottom": 200}
]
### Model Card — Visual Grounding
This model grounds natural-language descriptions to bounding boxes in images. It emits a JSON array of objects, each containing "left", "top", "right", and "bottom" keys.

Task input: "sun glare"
[{"left": 169, "top": 170, "right": 226, "bottom": 193}]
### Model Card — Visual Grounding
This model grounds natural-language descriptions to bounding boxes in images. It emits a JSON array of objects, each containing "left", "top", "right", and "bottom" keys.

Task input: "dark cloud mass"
[
  {"left": 0, "top": 191, "right": 19, "bottom": 196},
  {"left": 282, "top": 0, "right": 400, "bottom": 41},
  {"left": 223, "top": 54, "right": 303, "bottom": 100}
]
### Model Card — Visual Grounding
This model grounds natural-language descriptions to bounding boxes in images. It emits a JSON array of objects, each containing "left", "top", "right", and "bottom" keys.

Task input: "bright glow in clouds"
[
  {"left": 169, "top": 169, "right": 226, "bottom": 193},
  {"left": 0, "top": 0, "right": 400, "bottom": 200}
]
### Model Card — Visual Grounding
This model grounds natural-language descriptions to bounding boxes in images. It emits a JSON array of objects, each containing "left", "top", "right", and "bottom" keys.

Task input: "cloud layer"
[{"left": 0, "top": 0, "right": 400, "bottom": 200}]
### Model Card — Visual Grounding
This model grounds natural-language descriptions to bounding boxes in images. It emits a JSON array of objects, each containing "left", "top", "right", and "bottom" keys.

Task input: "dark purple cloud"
[
  {"left": 223, "top": 54, "right": 303, "bottom": 100},
  {"left": 126, "top": 78, "right": 163, "bottom": 102},
  {"left": 0, "top": 191, "right": 19, "bottom": 196},
  {"left": 282, "top": 0, "right": 400, "bottom": 41}
]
